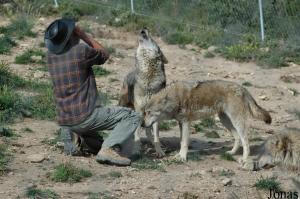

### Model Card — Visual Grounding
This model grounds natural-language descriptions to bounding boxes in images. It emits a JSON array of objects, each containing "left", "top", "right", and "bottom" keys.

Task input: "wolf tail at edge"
[
  {"left": 118, "top": 70, "right": 136, "bottom": 109},
  {"left": 245, "top": 90, "right": 272, "bottom": 124}
]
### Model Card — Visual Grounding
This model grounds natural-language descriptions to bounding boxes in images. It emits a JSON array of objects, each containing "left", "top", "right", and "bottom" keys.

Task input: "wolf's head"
[
  {"left": 136, "top": 28, "right": 168, "bottom": 70},
  {"left": 143, "top": 92, "right": 176, "bottom": 127},
  {"left": 255, "top": 134, "right": 292, "bottom": 170}
]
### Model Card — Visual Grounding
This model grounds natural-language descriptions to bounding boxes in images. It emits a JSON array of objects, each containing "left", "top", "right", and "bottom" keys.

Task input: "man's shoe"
[{"left": 96, "top": 148, "right": 131, "bottom": 166}]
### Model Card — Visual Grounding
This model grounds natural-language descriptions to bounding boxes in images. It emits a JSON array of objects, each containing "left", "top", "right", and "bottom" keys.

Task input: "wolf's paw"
[
  {"left": 238, "top": 157, "right": 245, "bottom": 164},
  {"left": 226, "top": 150, "right": 236, "bottom": 155},
  {"left": 173, "top": 153, "right": 187, "bottom": 162},
  {"left": 154, "top": 142, "right": 165, "bottom": 158}
]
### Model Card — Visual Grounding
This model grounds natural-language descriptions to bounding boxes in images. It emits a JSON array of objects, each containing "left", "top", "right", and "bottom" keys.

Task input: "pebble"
[
  {"left": 259, "top": 95, "right": 269, "bottom": 101},
  {"left": 33, "top": 71, "right": 46, "bottom": 79},
  {"left": 222, "top": 178, "right": 232, "bottom": 186},
  {"left": 27, "top": 154, "right": 45, "bottom": 163},
  {"left": 31, "top": 55, "right": 43, "bottom": 62}
]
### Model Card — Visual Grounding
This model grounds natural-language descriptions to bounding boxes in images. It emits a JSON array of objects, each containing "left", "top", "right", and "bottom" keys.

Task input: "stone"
[
  {"left": 222, "top": 178, "right": 232, "bottom": 186},
  {"left": 33, "top": 71, "right": 45, "bottom": 79},
  {"left": 27, "top": 154, "right": 45, "bottom": 163},
  {"left": 258, "top": 95, "right": 269, "bottom": 101},
  {"left": 208, "top": 46, "right": 217, "bottom": 52},
  {"left": 31, "top": 55, "right": 43, "bottom": 62}
]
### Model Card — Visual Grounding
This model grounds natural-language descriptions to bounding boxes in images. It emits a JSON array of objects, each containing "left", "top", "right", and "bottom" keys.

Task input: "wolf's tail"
[
  {"left": 118, "top": 70, "right": 136, "bottom": 109},
  {"left": 245, "top": 89, "right": 272, "bottom": 124}
]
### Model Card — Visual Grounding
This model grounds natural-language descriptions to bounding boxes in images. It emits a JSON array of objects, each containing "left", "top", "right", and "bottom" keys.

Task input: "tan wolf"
[
  {"left": 119, "top": 28, "right": 168, "bottom": 156},
  {"left": 256, "top": 129, "right": 300, "bottom": 171},
  {"left": 143, "top": 80, "right": 272, "bottom": 165}
]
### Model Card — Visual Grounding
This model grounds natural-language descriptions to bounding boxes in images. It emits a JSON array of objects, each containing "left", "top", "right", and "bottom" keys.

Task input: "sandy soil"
[{"left": 0, "top": 17, "right": 299, "bottom": 199}]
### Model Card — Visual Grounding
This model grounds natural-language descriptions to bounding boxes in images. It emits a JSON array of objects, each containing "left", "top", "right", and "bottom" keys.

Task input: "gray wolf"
[
  {"left": 256, "top": 129, "right": 300, "bottom": 171},
  {"left": 143, "top": 80, "right": 271, "bottom": 165},
  {"left": 45, "top": 19, "right": 141, "bottom": 166},
  {"left": 119, "top": 28, "right": 168, "bottom": 156}
]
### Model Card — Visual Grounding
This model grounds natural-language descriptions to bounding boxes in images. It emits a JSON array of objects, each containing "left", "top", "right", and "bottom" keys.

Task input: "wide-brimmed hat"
[{"left": 44, "top": 18, "right": 75, "bottom": 54}]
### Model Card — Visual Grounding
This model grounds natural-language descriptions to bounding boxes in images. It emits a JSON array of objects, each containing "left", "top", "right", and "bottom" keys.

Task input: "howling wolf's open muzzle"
[{"left": 140, "top": 28, "right": 148, "bottom": 39}]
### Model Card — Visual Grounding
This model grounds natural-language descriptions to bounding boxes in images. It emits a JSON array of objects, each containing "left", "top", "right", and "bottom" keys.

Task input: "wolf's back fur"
[{"left": 147, "top": 80, "right": 271, "bottom": 124}]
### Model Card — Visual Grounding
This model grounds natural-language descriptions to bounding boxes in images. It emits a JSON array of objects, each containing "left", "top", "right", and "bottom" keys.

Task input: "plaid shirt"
[{"left": 47, "top": 43, "right": 108, "bottom": 125}]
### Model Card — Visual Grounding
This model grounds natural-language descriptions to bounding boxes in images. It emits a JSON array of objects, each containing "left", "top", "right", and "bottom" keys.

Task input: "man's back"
[{"left": 47, "top": 43, "right": 107, "bottom": 125}]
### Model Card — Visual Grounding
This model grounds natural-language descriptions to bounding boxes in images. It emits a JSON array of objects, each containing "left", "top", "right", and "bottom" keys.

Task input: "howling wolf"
[{"left": 119, "top": 28, "right": 168, "bottom": 156}]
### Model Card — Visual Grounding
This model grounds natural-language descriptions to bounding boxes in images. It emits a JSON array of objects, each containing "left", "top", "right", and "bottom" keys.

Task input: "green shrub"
[
  {"left": 0, "top": 16, "right": 36, "bottom": 39},
  {"left": 0, "top": 35, "right": 17, "bottom": 54},
  {"left": 193, "top": 117, "right": 215, "bottom": 132},
  {"left": 220, "top": 152, "right": 235, "bottom": 161},
  {"left": 51, "top": 163, "right": 92, "bottom": 183},
  {"left": 0, "top": 62, "right": 26, "bottom": 88},
  {"left": 0, "top": 86, "right": 24, "bottom": 124},
  {"left": 164, "top": 32, "right": 194, "bottom": 45},
  {"left": 25, "top": 86, "right": 56, "bottom": 120},
  {"left": 0, "top": 127, "right": 15, "bottom": 137},
  {"left": 254, "top": 177, "right": 281, "bottom": 191},
  {"left": 131, "top": 157, "right": 165, "bottom": 172},
  {"left": 158, "top": 120, "right": 177, "bottom": 131},
  {"left": 93, "top": 66, "right": 111, "bottom": 76},
  {"left": 0, "top": 144, "right": 10, "bottom": 175},
  {"left": 223, "top": 43, "right": 260, "bottom": 62},
  {"left": 59, "top": 0, "right": 99, "bottom": 21},
  {"left": 25, "top": 187, "right": 59, "bottom": 199},
  {"left": 15, "top": 49, "right": 45, "bottom": 64}
]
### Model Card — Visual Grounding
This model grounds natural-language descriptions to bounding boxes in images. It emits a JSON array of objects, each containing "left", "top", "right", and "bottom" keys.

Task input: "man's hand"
[
  {"left": 74, "top": 26, "right": 93, "bottom": 46},
  {"left": 73, "top": 25, "right": 109, "bottom": 59}
]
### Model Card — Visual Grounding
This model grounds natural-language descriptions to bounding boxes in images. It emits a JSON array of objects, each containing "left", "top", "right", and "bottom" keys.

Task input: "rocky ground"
[{"left": 0, "top": 16, "right": 299, "bottom": 199}]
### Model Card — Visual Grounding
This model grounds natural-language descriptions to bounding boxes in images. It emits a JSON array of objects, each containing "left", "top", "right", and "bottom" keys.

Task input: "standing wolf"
[
  {"left": 143, "top": 80, "right": 272, "bottom": 165},
  {"left": 119, "top": 28, "right": 168, "bottom": 156}
]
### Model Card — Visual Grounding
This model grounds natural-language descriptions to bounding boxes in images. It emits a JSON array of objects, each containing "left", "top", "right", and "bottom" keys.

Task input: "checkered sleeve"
[{"left": 84, "top": 44, "right": 109, "bottom": 66}]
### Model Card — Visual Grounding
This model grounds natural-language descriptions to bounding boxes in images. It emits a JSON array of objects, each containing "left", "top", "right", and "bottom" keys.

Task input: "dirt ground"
[{"left": 0, "top": 16, "right": 300, "bottom": 199}]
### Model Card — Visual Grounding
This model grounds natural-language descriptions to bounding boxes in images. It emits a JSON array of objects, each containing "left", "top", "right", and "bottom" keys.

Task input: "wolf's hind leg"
[
  {"left": 218, "top": 112, "right": 240, "bottom": 155},
  {"left": 230, "top": 115, "right": 250, "bottom": 164}
]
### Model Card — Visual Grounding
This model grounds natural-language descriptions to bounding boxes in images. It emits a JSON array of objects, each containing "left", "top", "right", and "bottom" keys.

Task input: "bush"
[
  {"left": 25, "top": 187, "right": 59, "bottom": 199},
  {"left": 51, "top": 163, "right": 92, "bottom": 183},
  {"left": 164, "top": 32, "right": 194, "bottom": 45},
  {"left": 0, "top": 144, "right": 10, "bottom": 175},
  {"left": 0, "top": 86, "right": 25, "bottom": 124},
  {"left": 58, "top": 0, "right": 99, "bottom": 21},
  {"left": 25, "top": 86, "right": 56, "bottom": 120},
  {"left": 0, "top": 35, "right": 17, "bottom": 54},
  {"left": 0, "top": 62, "right": 26, "bottom": 88},
  {"left": 254, "top": 177, "right": 281, "bottom": 191},
  {"left": 15, "top": 49, "right": 45, "bottom": 64},
  {"left": 220, "top": 152, "right": 235, "bottom": 161},
  {"left": 0, "top": 16, "right": 36, "bottom": 39},
  {"left": 93, "top": 66, "right": 111, "bottom": 76}
]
